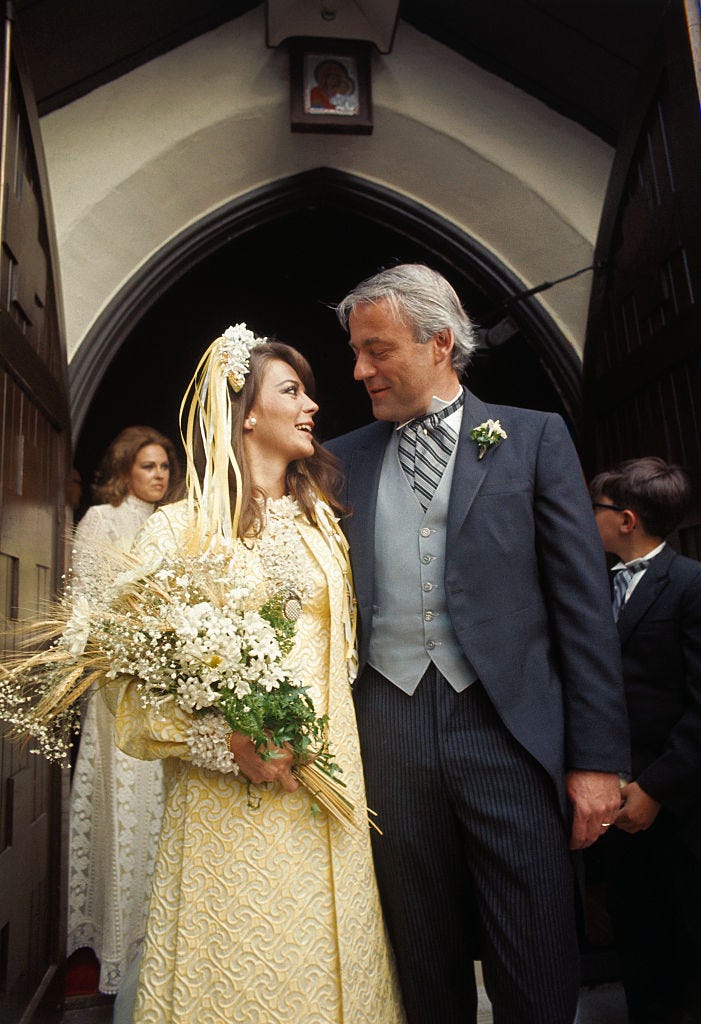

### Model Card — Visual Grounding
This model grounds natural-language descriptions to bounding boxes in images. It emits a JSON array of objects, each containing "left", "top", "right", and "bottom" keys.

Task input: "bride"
[{"left": 111, "top": 327, "right": 405, "bottom": 1024}]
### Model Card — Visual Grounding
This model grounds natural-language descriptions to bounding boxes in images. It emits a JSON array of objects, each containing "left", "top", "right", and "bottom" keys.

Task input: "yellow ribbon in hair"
[{"left": 179, "top": 327, "right": 264, "bottom": 548}]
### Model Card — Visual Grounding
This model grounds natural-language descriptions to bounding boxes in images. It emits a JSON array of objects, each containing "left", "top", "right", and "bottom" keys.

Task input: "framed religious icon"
[{"left": 289, "top": 38, "right": 373, "bottom": 134}]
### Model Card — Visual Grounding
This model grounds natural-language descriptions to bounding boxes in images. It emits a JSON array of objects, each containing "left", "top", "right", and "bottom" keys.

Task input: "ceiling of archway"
[{"left": 14, "top": 0, "right": 668, "bottom": 144}]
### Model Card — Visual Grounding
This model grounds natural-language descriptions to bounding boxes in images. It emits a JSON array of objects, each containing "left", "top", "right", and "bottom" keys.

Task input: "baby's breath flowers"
[{"left": 0, "top": 661, "right": 76, "bottom": 763}]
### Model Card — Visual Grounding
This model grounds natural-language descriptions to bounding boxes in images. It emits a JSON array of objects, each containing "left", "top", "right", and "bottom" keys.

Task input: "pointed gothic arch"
[{"left": 70, "top": 168, "right": 581, "bottom": 442}]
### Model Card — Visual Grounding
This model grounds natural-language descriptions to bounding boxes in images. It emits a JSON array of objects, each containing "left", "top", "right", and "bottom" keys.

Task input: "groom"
[{"left": 328, "top": 264, "right": 629, "bottom": 1024}]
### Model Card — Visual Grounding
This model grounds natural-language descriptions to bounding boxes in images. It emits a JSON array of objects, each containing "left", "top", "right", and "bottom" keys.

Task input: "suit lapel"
[
  {"left": 447, "top": 388, "right": 491, "bottom": 543},
  {"left": 617, "top": 545, "right": 674, "bottom": 644},
  {"left": 347, "top": 390, "right": 497, "bottom": 586},
  {"left": 345, "top": 422, "right": 392, "bottom": 613}
]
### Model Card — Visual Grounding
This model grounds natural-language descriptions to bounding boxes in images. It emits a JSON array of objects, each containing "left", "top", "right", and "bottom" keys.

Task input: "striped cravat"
[
  {"left": 611, "top": 559, "right": 649, "bottom": 620},
  {"left": 398, "top": 393, "right": 464, "bottom": 511}
]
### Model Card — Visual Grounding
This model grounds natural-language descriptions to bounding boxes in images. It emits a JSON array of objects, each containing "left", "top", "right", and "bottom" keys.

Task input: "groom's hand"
[{"left": 566, "top": 770, "right": 621, "bottom": 849}]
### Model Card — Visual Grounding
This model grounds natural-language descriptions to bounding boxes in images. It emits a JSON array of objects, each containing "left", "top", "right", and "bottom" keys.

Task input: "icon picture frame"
[{"left": 289, "top": 38, "right": 373, "bottom": 134}]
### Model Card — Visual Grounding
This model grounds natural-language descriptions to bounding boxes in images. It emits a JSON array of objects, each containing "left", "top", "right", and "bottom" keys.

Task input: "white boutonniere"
[{"left": 470, "top": 419, "right": 508, "bottom": 460}]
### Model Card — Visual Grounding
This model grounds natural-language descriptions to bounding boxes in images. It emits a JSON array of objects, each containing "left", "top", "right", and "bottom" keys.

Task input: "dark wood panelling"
[
  {"left": 582, "top": 2, "right": 701, "bottom": 554},
  {"left": 0, "top": 12, "right": 70, "bottom": 1023}
]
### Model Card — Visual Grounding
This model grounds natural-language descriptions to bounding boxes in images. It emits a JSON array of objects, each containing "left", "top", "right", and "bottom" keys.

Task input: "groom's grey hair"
[{"left": 336, "top": 263, "right": 478, "bottom": 374}]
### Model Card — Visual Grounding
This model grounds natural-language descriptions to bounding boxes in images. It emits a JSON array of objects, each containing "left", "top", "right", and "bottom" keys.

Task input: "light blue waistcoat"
[{"left": 368, "top": 431, "right": 478, "bottom": 695}]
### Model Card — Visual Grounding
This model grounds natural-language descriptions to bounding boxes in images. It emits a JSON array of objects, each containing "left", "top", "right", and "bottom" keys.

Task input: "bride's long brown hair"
[{"left": 194, "top": 342, "right": 345, "bottom": 539}]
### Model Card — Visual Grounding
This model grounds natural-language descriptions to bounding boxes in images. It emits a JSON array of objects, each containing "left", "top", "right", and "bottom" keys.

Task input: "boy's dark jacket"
[{"left": 616, "top": 543, "right": 701, "bottom": 857}]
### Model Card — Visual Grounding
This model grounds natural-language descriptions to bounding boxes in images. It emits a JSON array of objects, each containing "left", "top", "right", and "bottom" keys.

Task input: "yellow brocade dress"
[{"left": 113, "top": 501, "right": 404, "bottom": 1024}]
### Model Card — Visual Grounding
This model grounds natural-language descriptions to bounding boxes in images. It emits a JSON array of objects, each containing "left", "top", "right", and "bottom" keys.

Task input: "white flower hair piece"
[{"left": 218, "top": 323, "right": 267, "bottom": 393}]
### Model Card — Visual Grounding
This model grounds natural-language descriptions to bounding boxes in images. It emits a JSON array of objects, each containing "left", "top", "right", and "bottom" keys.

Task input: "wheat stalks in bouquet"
[
  {"left": 293, "top": 761, "right": 381, "bottom": 834},
  {"left": 0, "top": 599, "right": 120, "bottom": 761}
]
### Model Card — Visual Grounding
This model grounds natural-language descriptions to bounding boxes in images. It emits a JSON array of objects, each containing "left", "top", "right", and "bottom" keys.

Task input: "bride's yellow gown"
[{"left": 113, "top": 502, "right": 405, "bottom": 1024}]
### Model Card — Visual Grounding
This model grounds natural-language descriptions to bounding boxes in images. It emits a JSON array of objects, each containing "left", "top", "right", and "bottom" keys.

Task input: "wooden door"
[
  {"left": 582, "top": 0, "right": 701, "bottom": 556},
  {"left": 0, "top": 10, "right": 70, "bottom": 1022}
]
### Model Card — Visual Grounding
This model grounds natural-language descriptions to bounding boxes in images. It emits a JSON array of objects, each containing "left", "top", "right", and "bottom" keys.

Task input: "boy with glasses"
[{"left": 590, "top": 456, "right": 701, "bottom": 1024}]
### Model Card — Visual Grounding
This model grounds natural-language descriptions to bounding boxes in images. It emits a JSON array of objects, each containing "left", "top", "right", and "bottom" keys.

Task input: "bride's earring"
[{"left": 246, "top": 416, "right": 257, "bottom": 429}]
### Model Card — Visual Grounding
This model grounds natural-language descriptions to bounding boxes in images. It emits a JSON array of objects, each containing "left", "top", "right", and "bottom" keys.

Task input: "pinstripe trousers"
[{"left": 354, "top": 665, "right": 580, "bottom": 1024}]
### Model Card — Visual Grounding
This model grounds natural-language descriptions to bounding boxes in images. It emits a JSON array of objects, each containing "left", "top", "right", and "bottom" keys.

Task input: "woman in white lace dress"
[{"left": 67, "top": 426, "right": 181, "bottom": 994}]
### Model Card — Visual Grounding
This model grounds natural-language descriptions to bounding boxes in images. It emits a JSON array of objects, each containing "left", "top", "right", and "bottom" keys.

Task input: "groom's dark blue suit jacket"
[{"left": 328, "top": 387, "right": 630, "bottom": 813}]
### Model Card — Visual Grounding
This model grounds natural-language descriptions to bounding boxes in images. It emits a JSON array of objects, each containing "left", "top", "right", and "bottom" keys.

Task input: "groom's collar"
[{"left": 395, "top": 387, "right": 464, "bottom": 431}]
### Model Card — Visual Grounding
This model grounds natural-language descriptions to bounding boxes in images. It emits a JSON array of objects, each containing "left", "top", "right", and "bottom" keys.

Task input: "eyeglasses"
[{"left": 592, "top": 502, "right": 626, "bottom": 512}]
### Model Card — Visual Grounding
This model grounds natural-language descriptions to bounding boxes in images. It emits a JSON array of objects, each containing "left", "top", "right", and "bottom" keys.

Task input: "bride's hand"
[{"left": 226, "top": 732, "right": 299, "bottom": 792}]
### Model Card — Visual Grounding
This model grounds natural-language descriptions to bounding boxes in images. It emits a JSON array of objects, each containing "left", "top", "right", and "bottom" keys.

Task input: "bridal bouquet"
[{"left": 0, "top": 546, "right": 358, "bottom": 829}]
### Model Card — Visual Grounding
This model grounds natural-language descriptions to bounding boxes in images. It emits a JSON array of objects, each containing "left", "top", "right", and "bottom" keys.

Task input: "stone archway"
[{"left": 70, "top": 168, "right": 581, "bottom": 451}]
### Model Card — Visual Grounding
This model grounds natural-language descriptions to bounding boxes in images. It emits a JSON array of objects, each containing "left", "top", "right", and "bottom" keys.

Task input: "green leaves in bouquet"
[{"left": 258, "top": 591, "right": 297, "bottom": 657}]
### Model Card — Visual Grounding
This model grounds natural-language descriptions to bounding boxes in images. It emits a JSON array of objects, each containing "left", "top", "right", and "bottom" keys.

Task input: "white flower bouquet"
[{"left": 0, "top": 547, "right": 360, "bottom": 829}]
